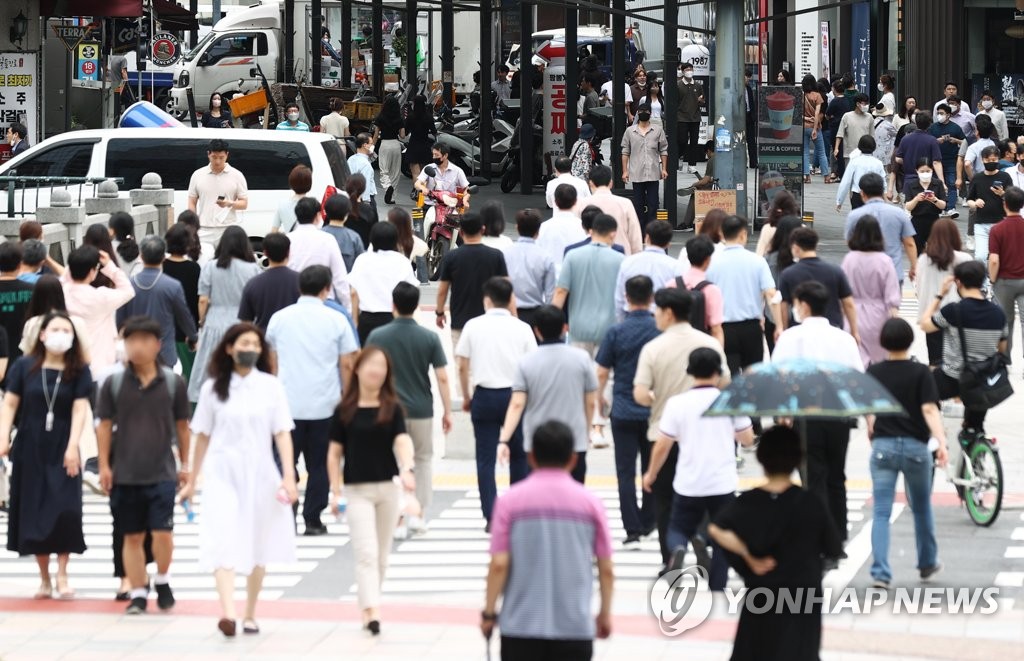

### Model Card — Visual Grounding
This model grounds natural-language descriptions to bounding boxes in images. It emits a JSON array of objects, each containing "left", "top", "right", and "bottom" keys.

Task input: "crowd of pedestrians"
[{"left": 1, "top": 72, "right": 1022, "bottom": 660}]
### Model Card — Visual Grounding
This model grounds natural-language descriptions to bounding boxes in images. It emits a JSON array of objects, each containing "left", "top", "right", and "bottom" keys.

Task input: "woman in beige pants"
[{"left": 328, "top": 346, "right": 415, "bottom": 635}]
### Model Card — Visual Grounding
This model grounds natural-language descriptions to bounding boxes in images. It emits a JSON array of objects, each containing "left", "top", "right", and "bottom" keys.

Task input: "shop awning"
[{"left": 42, "top": 0, "right": 198, "bottom": 30}]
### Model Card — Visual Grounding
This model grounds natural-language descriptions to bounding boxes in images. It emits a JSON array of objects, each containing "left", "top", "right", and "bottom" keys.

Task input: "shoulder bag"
[{"left": 954, "top": 303, "right": 1013, "bottom": 410}]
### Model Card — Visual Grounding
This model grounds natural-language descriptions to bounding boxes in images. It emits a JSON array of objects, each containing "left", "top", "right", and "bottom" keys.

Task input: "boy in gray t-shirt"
[{"left": 499, "top": 305, "right": 598, "bottom": 484}]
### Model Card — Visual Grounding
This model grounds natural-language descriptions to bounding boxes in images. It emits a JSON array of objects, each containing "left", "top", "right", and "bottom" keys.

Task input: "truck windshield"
[{"left": 183, "top": 31, "right": 215, "bottom": 62}]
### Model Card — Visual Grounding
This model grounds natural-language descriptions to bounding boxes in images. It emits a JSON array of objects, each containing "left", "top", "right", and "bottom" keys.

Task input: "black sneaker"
[
  {"left": 667, "top": 546, "right": 688, "bottom": 573},
  {"left": 125, "top": 596, "right": 147, "bottom": 615},
  {"left": 303, "top": 523, "right": 328, "bottom": 536},
  {"left": 920, "top": 562, "right": 943, "bottom": 582},
  {"left": 155, "top": 583, "right": 175, "bottom": 611},
  {"left": 691, "top": 536, "right": 712, "bottom": 574},
  {"left": 622, "top": 534, "right": 642, "bottom": 551}
]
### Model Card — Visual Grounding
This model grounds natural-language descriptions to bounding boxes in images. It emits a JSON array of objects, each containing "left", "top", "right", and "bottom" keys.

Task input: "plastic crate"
[
  {"left": 227, "top": 89, "right": 268, "bottom": 117},
  {"left": 357, "top": 102, "right": 382, "bottom": 120}
]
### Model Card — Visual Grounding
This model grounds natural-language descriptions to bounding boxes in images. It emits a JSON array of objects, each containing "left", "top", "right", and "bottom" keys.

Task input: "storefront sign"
[
  {"left": 53, "top": 23, "right": 94, "bottom": 53},
  {"left": 820, "top": 21, "right": 831, "bottom": 82},
  {"left": 0, "top": 53, "right": 38, "bottom": 147},
  {"left": 971, "top": 73, "right": 1024, "bottom": 129},
  {"left": 151, "top": 32, "right": 182, "bottom": 67},
  {"left": 850, "top": 4, "right": 871, "bottom": 92},
  {"left": 794, "top": 0, "right": 819, "bottom": 80},
  {"left": 76, "top": 42, "right": 101, "bottom": 81},
  {"left": 756, "top": 85, "right": 804, "bottom": 222}
]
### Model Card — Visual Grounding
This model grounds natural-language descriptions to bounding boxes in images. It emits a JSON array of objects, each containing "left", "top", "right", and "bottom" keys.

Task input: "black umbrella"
[{"left": 704, "top": 359, "right": 906, "bottom": 482}]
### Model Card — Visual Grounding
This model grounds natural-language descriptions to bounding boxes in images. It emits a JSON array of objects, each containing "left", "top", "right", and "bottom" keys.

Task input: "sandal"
[
  {"left": 55, "top": 575, "right": 74, "bottom": 600},
  {"left": 218, "top": 618, "right": 237, "bottom": 637},
  {"left": 34, "top": 580, "right": 53, "bottom": 600},
  {"left": 803, "top": 175, "right": 812, "bottom": 184},
  {"left": 243, "top": 619, "right": 260, "bottom": 635}
]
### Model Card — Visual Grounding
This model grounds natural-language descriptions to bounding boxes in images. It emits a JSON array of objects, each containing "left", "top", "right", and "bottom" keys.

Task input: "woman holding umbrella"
[{"left": 709, "top": 425, "right": 843, "bottom": 661}]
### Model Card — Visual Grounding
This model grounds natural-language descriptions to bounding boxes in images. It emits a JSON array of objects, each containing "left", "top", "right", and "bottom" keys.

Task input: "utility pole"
[
  {"left": 611, "top": 0, "right": 625, "bottom": 186},
  {"left": 715, "top": 0, "right": 748, "bottom": 219},
  {"left": 663, "top": 1, "right": 678, "bottom": 227}
]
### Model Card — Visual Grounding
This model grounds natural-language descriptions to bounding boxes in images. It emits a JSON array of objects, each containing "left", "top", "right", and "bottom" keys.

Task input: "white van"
[{"left": 0, "top": 127, "right": 349, "bottom": 238}]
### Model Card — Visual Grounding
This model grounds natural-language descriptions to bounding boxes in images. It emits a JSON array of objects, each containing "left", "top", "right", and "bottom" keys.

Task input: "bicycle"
[{"left": 941, "top": 428, "right": 1003, "bottom": 526}]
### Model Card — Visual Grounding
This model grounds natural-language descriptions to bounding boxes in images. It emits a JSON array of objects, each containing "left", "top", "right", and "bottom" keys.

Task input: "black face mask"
[
  {"left": 433, "top": 157, "right": 443, "bottom": 165},
  {"left": 984, "top": 162, "right": 1000, "bottom": 172},
  {"left": 638, "top": 112, "right": 651, "bottom": 123}
]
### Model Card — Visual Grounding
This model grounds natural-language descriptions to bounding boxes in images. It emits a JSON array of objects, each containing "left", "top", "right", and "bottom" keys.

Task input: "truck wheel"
[{"left": 158, "top": 94, "right": 185, "bottom": 119}]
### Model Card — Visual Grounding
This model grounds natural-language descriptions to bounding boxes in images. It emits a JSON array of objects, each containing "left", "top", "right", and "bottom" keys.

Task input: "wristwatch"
[
  {"left": 435, "top": 310, "right": 446, "bottom": 317},
  {"left": 481, "top": 611, "right": 498, "bottom": 621}
]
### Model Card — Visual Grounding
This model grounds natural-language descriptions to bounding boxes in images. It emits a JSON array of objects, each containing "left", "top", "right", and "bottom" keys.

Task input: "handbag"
[{"left": 954, "top": 303, "right": 1013, "bottom": 410}]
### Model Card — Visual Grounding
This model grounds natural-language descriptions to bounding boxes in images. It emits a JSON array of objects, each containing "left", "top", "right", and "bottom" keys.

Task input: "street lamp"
[{"left": 10, "top": 11, "right": 29, "bottom": 48}]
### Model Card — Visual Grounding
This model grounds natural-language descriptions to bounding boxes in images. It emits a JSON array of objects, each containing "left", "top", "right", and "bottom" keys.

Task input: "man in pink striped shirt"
[{"left": 63, "top": 246, "right": 135, "bottom": 380}]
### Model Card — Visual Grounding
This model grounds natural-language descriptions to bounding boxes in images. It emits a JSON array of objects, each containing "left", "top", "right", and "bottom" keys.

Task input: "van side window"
[
  {"left": 9, "top": 142, "right": 95, "bottom": 179},
  {"left": 204, "top": 34, "right": 256, "bottom": 65},
  {"left": 321, "top": 140, "right": 350, "bottom": 187},
  {"left": 228, "top": 141, "right": 312, "bottom": 190},
  {"left": 106, "top": 138, "right": 207, "bottom": 191}
]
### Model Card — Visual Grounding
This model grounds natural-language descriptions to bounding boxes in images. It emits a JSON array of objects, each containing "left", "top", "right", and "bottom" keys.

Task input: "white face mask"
[
  {"left": 287, "top": 112, "right": 300, "bottom": 121},
  {"left": 792, "top": 305, "right": 805, "bottom": 324},
  {"left": 949, "top": 105, "right": 959, "bottom": 114},
  {"left": 43, "top": 330, "right": 74, "bottom": 354},
  {"left": 982, "top": 100, "right": 993, "bottom": 110},
  {"left": 919, "top": 172, "right": 932, "bottom": 184},
  {"left": 877, "top": 83, "right": 885, "bottom": 92},
  {"left": 857, "top": 103, "right": 869, "bottom": 113},
  {"left": 683, "top": 72, "right": 693, "bottom": 80},
  {"left": 936, "top": 113, "right": 949, "bottom": 123},
  {"left": 212, "top": 99, "right": 221, "bottom": 108},
  {"left": 366, "top": 144, "right": 375, "bottom": 154}
]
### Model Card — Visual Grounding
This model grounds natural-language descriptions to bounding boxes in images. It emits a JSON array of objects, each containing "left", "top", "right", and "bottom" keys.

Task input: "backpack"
[
  {"left": 675, "top": 277, "right": 711, "bottom": 334},
  {"left": 106, "top": 366, "right": 179, "bottom": 416}
]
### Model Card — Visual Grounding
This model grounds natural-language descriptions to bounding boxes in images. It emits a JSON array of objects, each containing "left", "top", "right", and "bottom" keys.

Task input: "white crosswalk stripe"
[
  {"left": 0, "top": 493, "right": 350, "bottom": 601},
  {"left": 365, "top": 488, "right": 873, "bottom": 596}
]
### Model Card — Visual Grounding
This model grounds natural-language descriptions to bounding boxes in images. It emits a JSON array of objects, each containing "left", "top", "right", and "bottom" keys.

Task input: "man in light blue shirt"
[
  {"left": 836, "top": 135, "right": 888, "bottom": 211},
  {"left": 613, "top": 220, "right": 682, "bottom": 320},
  {"left": 705, "top": 214, "right": 778, "bottom": 377},
  {"left": 552, "top": 214, "right": 625, "bottom": 353},
  {"left": 503, "top": 209, "right": 556, "bottom": 329},
  {"left": 266, "top": 265, "right": 359, "bottom": 536},
  {"left": 346, "top": 132, "right": 378, "bottom": 199},
  {"left": 844, "top": 172, "right": 917, "bottom": 282},
  {"left": 276, "top": 102, "right": 311, "bottom": 131}
]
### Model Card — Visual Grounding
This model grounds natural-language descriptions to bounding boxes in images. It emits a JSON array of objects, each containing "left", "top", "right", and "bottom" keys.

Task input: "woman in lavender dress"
[{"left": 841, "top": 215, "right": 901, "bottom": 366}]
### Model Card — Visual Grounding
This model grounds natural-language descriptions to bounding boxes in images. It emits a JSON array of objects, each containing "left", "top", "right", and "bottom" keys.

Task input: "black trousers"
[
  {"left": 850, "top": 193, "right": 865, "bottom": 209},
  {"left": 722, "top": 319, "right": 764, "bottom": 375},
  {"left": 570, "top": 451, "right": 588, "bottom": 484},
  {"left": 746, "top": 117, "right": 758, "bottom": 167},
  {"left": 678, "top": 121, "right": 701, "bottom": 165},
  {"left": 631, "top": 180, "right": 660, "bottom": 233},
  {"left": 934, "top": 368, "right": 988, "bottom": 430},
  {"left": 501, "top": 636, "right": 593, "bottom": 661},
  {"left": 516, "top": 307, "right": 541, "bottom": 329},
  {"left": 924, "top": 331, "right": 943, "bottom": 367},
  {"left": 357, "top": 311, "right": 394, "bottom": 346},
  {"left": 292, "top": 417, "right": 332, "bottom": 527},
  {"left": 803, "top": 420, "right": 851, "bottom": 542},
  {"left": 653, "top": 442, "right": 678, "bottom": 565}
]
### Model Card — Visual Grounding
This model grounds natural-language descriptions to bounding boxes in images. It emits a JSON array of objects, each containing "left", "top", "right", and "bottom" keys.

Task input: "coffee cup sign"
[{"left": 766, "top": 91, "right": 796, "bottom": 138}]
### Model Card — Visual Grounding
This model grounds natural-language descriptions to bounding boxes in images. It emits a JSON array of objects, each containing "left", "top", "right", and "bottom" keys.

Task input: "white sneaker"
[
  {"left": 407, "top": 515, "right": 427, "bottom": 535},
  {"left": 590, "top": 428, "right": 610, "bottom": 449},
  {"left": 393, "top": 522, "right": 410, "bottom": 540},
  {"left": 82, "top": 471, "right": 104, "bottom": 496},
  {"left": 964, "top": 236, "right": 975, "bottom": 252}
]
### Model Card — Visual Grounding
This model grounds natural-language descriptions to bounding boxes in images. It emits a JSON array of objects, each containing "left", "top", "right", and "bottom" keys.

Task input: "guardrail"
[{"left": 0, "top": 175, "right": 124, "bottom": 219}]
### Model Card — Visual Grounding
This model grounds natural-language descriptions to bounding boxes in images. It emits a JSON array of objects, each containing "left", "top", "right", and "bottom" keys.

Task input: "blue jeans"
[
  {"left": 470, "top": 386, "right": 529, "bottom": 522},
  {"left": 666, "top": 492, "right": 735, "bottom": 590},
  {"left": 942, "top": 164, "right": 958, "bottom": 210},
  {"left": 869, "top": 437, "right": 938, "bottom": 583},
  {"left": 611, "top": 418, "right": 655, "bottom": 536},
  {"left": 803, "top": 127, "right": 831, "bottom": 176}
]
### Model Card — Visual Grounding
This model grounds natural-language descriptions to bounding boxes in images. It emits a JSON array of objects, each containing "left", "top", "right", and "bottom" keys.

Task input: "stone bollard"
[
  {"left": 84, "top": 180, "right": 132, "bottom": 216},
  {"left": 36, "top": 189, "right": 87, "bottom": 247},
  {"left": 130, "top": 173, "right": 175, "bottom": 235}
]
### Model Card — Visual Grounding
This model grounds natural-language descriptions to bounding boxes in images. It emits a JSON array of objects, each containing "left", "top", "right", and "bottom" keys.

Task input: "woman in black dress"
[
  {"left": 345, "top": 173, "right": 377, "bottom": 249},
  {"left": 709, "top": 425, "right": 843, "bottom": 661},
  {"left": 904, "top": 157, "right": 948, "bottom": 255},
  {"left": 0, "top": 311, "right": 93, "bottom": 599},
  {"left": 405, "top": 94, "right": 436, "bottom": 186}
]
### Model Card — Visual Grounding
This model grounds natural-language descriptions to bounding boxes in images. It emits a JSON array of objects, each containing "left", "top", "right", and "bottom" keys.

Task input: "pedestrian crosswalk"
[
  {"left": 0, "top": 494, "right": 351, "bottom": 601},
  {"left": 368, "top": 487, "right": 875, "bottom": 597}
]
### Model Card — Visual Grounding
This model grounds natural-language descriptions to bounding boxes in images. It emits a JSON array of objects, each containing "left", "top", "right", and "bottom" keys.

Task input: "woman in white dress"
[{"left": 179, "top": 322, "right": 298, "bottom": 638}]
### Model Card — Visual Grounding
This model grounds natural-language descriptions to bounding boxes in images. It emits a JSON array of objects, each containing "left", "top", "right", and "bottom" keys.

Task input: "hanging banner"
[
  {"left": 0, "top": 53, "right": 38, "bottom": 155},
  {"left": 756, "top": 85, "right": 804, "bottom": 222},
  {"left": 820, "top": 21, "right": 831, "bottom": 82},
  {"left": 971, "top": 73, "right": 1024, "bottom": 130},
  {"left": 794, "top": 0, "right": 819, "bottom": 81},
  {"left": 850, "top": 4, "right": 871, "bottom": 93},
  {"left": 539, "top": 40, "right": 567, "bottom": 173}
]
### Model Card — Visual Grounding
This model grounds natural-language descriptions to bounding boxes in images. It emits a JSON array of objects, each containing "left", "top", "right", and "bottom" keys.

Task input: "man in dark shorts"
[{"left": 97, "top": 316, "right": 191, "bottom": 614}]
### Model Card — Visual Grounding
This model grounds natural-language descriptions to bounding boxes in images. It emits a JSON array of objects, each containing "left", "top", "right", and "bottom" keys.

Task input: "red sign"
[
  {"left": 81, "top": 61, "right": 96, "bottom": 75},
  {"left": 535, "top": 40, "right": 566, "bottom": 63}
]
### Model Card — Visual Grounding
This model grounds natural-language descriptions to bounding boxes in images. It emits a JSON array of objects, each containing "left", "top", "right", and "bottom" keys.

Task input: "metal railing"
[{"left": 0, "top": 174, "right": 124, "bottom": 219}]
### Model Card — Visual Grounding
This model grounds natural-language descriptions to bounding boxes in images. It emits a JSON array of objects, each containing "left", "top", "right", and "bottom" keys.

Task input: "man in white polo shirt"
[{"left": 187, "top": 139, "right": 249, "bottom": 250}]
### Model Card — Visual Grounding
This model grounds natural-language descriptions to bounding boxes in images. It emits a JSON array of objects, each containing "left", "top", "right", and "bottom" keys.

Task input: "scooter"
[
  {"left": 418, "top": 182, "right": 479, "bottom": 280},
  {"left": 499, "top": 117, "right": 544, "bottom": 193}
]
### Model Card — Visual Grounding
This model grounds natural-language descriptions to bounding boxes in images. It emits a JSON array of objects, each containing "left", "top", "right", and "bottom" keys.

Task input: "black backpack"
[{"left": 674, "top": 277, "right": 711, "bottom": 334}]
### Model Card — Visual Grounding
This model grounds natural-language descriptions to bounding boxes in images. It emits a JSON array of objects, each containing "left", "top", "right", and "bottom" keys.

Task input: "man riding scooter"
[{"left": 415, "top": 143, "right": 472, "bottom": 237}]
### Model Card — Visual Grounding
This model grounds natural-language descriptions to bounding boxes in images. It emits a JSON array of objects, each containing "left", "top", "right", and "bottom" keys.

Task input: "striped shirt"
[
  {"left": 489, "top": 468, "right": 612, "bottom": 640},
  {"left": 932, "top": 299, "right": 1008, "bottom": 379}
]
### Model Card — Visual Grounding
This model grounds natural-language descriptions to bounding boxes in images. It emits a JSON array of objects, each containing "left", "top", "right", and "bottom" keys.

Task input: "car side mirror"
[
  {"left": 250, "top": 67, "right": 259, "bottom": 78},
  {"left": 198, "top": 53, "right": 210, "bottom": 66}
]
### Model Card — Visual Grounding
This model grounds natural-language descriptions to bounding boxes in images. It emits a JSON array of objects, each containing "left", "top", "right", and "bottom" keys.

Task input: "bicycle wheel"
[{"left": 964, "top": 440, "right": 1003, "bottom": 527}]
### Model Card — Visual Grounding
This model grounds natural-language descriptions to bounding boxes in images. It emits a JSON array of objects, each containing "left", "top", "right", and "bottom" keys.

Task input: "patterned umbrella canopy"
[{"left": 703, "top": 359, "right": 906, "bottom": 419}]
